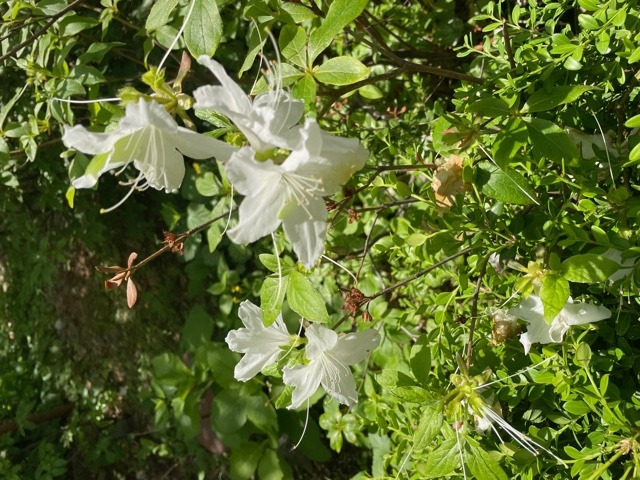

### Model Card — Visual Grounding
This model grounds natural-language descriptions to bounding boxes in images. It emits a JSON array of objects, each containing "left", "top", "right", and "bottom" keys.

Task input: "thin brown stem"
[
  {"left": 0, "top": 0, "right": 83, "bottom": 64},
  {"left": 111, "top": 207, "right": 236, "bottom": 277},
  {"left": 502, "top": 20, "right": 516, "bottom": 71},
  {"left": 347, "top": 27, "right": 482, "bottom": 85},
  {"left": 365, "top": 246, "right": 474, "bottom": 304},
  {"left": 465, "top": 255, "right": 489, "bottom": 371},
  {"left": 0, "top": 402, "right": 75, "bottom": 435},
  {"left": 356, "top": 211, "right": 380, "bottom": 280},
  {"left": 354, "top": 198, "right": 418, "bottom": 213}
]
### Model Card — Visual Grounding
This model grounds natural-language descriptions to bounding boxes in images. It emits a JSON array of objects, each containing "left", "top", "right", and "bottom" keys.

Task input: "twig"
[
  {"left": 502, "top": 19, "right": 516, "bottom": 71},
  {"left": 107, "top": 207, "right": 236, "bottom": 277},
  {"left": 354, "top": 198, "right": 418, "bottom": 213},
  {"left": 0, "top": 402, "right": 75, "bottom": 435},
  {"left": 0, "top": 0, "right": 83, "bottom": 64},
  {"left": 465, "top": 255, "right": 489, "bottom": 371},
  {"left": 356, "top": 211, "right": 380, "bottom": 279},
  {"left": 365, "top": 246, "right": 474, "bottom": 304}
]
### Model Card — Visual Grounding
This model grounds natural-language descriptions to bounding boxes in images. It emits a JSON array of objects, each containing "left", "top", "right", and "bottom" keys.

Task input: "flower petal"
[
  {"left": 173, "top": 127, "right": 237, "bottom": 163},
  {"left": 121, "top": 99, "right": 178, "bottom": 132},
  {"left": 562, "top": 302, "right": 611, "bottom": 326},
  {"left": 62, "top": 124, "right": 122, "bottom": 155},
  {"left": 195, "top": 56, "right": 253, "bottom": 117},
  {"left": 283, "top": 119, "right": 367, "bottom": 195},
  {"left": 238, "top": 300, "right": 265, "bottom": 330},
  {"left": 281, "top": 196, "right": 327, "bottom": 269},
  {"left": 282, "top": 362, "right": 324, "bottom": 409},
  {"left": 233, "top": 351, "right": 280, "bottom": 382},
  {"left": 319, "top": 357, "right": 359, "bottom": 406},
  {"left": 331, "top": 329, "right": 381, "bottom": 365},
  {"left": 304, "top": 323, "right": 338, "bottom": 360},
  {"left": 507, "top": 294, "right": 544, "bottom": 324},
  {"left": 226, "top": 151, "right": 287, "bottom": 244}
]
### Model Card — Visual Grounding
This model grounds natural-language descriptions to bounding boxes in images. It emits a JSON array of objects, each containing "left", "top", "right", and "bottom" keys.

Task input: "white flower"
[
  {"left": 63, "top": 98, "right": 236, "bottom": 192},
  {"left": 507, "top": 294, "right": 611, "bottom": 354},
  {"left": 193, "top": 55, "right": 304, "bottom": 153},
  {"left": 225, "top": 118, "right": 367, "bottom": 268},
  {"left": 225, "top": 300, "right": 291, "bottom": 382},
  {"left": 282, "top": 323, "right": 380, "bottom": 409},
  {"left": 565, "top": 127, "right": 617, "bottom": 160},
  {"left": 602, "top": 249, "right": 635, "bottom": 283}
]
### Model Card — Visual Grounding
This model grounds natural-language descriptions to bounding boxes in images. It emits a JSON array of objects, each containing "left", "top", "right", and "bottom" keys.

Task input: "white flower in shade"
[
  {"left": 193, "top": 55, "right": 304, "bottom": 153},
  {"left": 507, "top": 294, "right": 611, "bottom": 354},
  {"left": 63, "top": 98, "right": 236, "bottom": 193},
  {"left": 225, "top": 118, "right": 367, "bottom": 268},
  {"left": 602, "top": 249, "right": 635, "bottom": 283},
  {"left": 225, "top": 300, "right": 291, "bottom": 382},
  {"left": 282, "top": 323, "right": 380, "bottom": 409}
]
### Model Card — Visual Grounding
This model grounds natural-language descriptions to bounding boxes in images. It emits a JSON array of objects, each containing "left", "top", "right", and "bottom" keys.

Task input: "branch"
[
  {"left": 465, "top": 255, "right": 489, "bottom": 371},
  {"left": 0, "top": 0, "right": 83, "bottom": 64},
  {"left": 0, "top": 402, "right": 75, "bottom": 435},
  {"left": 366, "top": 246, "right": 475, "bottom": 304}
]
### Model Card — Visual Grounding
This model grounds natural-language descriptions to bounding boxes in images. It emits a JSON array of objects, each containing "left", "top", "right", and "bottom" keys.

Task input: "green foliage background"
[{"left": 1, "top": 0, "right": 640, "bottom": 479}]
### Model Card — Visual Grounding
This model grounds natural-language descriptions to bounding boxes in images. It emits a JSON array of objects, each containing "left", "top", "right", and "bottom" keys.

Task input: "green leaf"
[
  {"left": 375, "top": 370, "right": 432, "bottom": 403},
  {"left": 184, "top": 0, "right": 222, "bottom": 58},
  {"left": 410, "top": 334, "right": 432, "bottom": 385},
  {"left": 466, "top": 443, "right": 509, "bottom": 480},
  {"left": 577, "top": 13, "right": 599, "bottom": 30},
  {"left": 279, "top": 25, "right": 308, "bottom": 69},
  {"left": 206, "top": 201, "right": 227, "bottom": 253},
  {"left": 413, "top": 401, "right": 443, "bottom": 451},
  {"left": 539, "top": 275, "right": 570, "bottom": 324},
  {"left": 230, "top": 441, "right": 263, "bottom": 480},
  {"left": 286, "top": 271, "right": 329, "bottom": 323},
  {"left": 523, "top": 117, "right": 579, "bottom": 164},
  {"left": 195, "top": 172, "right": 220, "bottom": 197},
  {"left": 416, "top": 438, "right": 460, "bottom": 478},
  {"left": 596, "top": 31, "right": 610, "bottom": 54},
  {"left": 475, "top": 161, "right": 537, "bottom": 205},
  {"left": 245, "top": 395, "right": 278, "bottom": 434},
  {"left": 257, "top": 448, "right": 284, "bottom": 480},
  {"left": 467, "top": 98, "right": 510, "bottom": 117},
  {"left": 358, "top": 84, "right": 383, "bottom": 99},
  {"left": 260, "top": 275, "right": 289, "bottom": 327},
  {"left": 492, "top": 119, "right": 528, "bottom": 168},
  {"left": 307, "top": 0, "right": 368, "bottom": 62},
  {"left": 563, "top": 400, "right": 591, "bottom": 416},
  {"left": 629, "top": 142, "right": 640, "bottom": 164},
  {"left": 145, "top": 0, "right": 179, "bottom": 31},
  {"left": 522, "top": 86, "right": 593, "bottom": 113},
  {"left": 563, "top": 57, "right": 582, "bottom": 70},
  {"left": 58, "top": 15, "right": 98, "bottom": 37},
  {"left": 182, "top": 304, "right": 214, "bottom": 349},
  {"left": 314, "top": 56, "right": 369, "bottom": 85},
  {"left": 625, "top": 114, "right": 640, "bottom": 128},
  {"left": 560, "top": 254, "right": 620, "bottom": 283},
  {"left": 629, "top": 46, "right": 640, "bottom": 64},
  {"left": 212, "top": 389, "right": 248, "bottom": 433},
  {"left": 292, "top": 73, "right": 317, "bottom": 106},
  {"left": 152, "top": 353, "right": 194, "bottom": 388},
  {"left": 65, "top": 186, "right": 75, "bottom": 208}
]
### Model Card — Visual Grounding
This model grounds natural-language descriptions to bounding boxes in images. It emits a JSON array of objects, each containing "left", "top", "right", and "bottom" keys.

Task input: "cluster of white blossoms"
[
  {"left": 508, "top": 294, "right": 611, "bottom": 354},
  {"left": 62, "top": 56, "right": 378, "bottom": 408},
  {"left": 226, "top": 300, "right": 380, "bottom": 409}
]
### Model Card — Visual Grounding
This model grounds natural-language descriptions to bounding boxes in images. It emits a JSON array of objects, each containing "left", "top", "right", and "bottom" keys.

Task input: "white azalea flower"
[
  {"left": 225, "top": 118, "right": 368, "bottom": 268},
  {"left": 193, "top": 55, "right": 304, "bottom": 153},
  {"left": 225, "top": 300, "right": 292, "bottom": 382},
  {"left": 63, "top": 98, "right": 236, "bottom": 193},
  {"left": 282, "top": 323, "right": 380, "bottom": 409},
  {"left": 602, "top": 249, "right": 635, "bottom": 283},
  {"left": 507, "top": 294, "right": 611, "bottom": 354}
]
